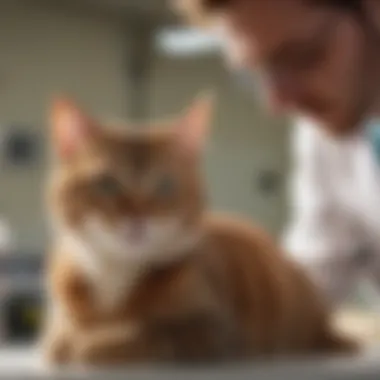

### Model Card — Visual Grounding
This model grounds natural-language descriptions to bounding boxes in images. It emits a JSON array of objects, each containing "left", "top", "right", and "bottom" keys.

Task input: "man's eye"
[
  {"left": 292, "top": 54, "right": 320, "bottom": 70},
  {"left": 290, "top": 44, "right": 327, "bottom": 71}
]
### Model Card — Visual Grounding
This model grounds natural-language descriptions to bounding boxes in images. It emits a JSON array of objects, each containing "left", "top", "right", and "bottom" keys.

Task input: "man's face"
[{"left": 216, "top": 0, "right": 368, "bottom": 133}]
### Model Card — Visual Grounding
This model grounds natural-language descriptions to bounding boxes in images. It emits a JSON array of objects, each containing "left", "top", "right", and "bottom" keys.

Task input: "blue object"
[{"left": 366, "top": 119, "right": 380, "bottom": 165}]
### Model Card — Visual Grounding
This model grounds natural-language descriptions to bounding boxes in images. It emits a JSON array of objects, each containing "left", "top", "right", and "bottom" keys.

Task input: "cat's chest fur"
[
  {"left": 59, "top": 232, "right": 212, "bottom": 328},
  {"left": 91, "top": 264, "right": 139, "bottom": 311},
  {"left": 63, "top": 238, "right": 142, "bottom": 313}
]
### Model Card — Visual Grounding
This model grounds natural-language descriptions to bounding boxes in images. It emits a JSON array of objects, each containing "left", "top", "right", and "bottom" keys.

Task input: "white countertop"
[{"left": 0, "top": 346, "right": 379, "bottom": 380}]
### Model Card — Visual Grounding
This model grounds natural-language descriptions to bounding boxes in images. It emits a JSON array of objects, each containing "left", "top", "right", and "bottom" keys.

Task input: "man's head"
[{"left": 175, "top": 0, "right": 380, "bottom": 134}]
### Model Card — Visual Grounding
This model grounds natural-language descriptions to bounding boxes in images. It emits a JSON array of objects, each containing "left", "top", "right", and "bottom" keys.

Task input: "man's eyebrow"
[
  {"left": 266, "top": 17, "right": 336, "bottom": 65},
  {"left": 266, "top": 37, "right": 315, "bottom": 64}
]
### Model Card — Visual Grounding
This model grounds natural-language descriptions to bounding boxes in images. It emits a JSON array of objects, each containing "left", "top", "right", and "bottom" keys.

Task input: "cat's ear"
[
  {"left": 176, "top": 91, "right": 215, "bottom": 155},
  {"left": 50, "top": 97, "right": 96, "bottom": 159}
]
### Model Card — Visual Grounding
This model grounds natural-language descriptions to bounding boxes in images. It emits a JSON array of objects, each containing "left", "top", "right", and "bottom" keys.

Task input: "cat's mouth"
[
  {"left": 117, "top": 216, "right": 185, "bottom": 251},
  {"left": 77, "top": 214, "right": 200, "bottom": 264}
]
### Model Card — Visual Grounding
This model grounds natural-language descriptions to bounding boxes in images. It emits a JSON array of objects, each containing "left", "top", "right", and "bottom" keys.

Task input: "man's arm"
[{"left": 283, "top": 121, "right": 364, "bottom": 305}]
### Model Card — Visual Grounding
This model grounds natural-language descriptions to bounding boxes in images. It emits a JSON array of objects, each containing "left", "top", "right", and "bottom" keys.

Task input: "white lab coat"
[{"left": 283, "top": 118, "right": 380, "bottom": 304}]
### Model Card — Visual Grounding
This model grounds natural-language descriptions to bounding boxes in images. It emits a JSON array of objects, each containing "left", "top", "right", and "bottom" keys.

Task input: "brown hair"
[{"left": 173, "top": 0, "right": 362, "bottom": 25}]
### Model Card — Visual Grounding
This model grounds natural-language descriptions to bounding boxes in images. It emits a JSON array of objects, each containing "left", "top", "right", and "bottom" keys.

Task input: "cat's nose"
[
  {"left": 121, "top": 217, "right": 146, "bottom": 242},
  {"left": 128, "top": 207, "right": 146, "bottom": 220},
  {"left": 119, "top": 197, "right": 145, "bottom": 218}
]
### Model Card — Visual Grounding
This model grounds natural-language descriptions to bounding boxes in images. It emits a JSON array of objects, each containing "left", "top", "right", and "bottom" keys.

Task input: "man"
[{"left": 174, "top": 0, "right": 380, "bottom": 305}]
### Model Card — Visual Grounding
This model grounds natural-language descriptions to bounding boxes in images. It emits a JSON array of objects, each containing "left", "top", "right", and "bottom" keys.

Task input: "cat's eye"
[
  {"left": 93, "top": 174, "right": 122, "bottom": 196},
  {"left": 155, "top": 175, "right": 176, "bottom": 199}
]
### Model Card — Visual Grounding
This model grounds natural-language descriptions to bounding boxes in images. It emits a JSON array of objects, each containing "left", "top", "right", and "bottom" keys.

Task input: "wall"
[
  {"left": 0, "top": 3, "right": 290, "bottom": 253},
  {"left": 149, "top": 55, "right": 290, "bottom": 237},
  {"left": 0, "top": 2, "right": 128, "bottom": 252}
]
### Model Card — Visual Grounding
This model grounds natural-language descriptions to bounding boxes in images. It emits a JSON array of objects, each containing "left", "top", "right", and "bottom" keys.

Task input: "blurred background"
[{"left": 0, "top": 0, "right": 377, "bottom": 359}]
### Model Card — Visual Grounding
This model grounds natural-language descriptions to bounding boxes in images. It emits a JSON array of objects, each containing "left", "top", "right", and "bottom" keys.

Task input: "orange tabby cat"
[{"left": 42, "top": 94, "right": 357, "bottom": 366}]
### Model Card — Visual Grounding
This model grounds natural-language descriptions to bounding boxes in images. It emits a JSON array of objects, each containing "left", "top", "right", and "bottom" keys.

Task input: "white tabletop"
[{"left": 0, "top": 346, "right": 379, "bottom": 379}]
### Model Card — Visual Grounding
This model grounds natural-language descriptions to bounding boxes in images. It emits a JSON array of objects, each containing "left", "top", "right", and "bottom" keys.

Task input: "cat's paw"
[
  {"left": 71, "top": 340, "right": 96, "bottom": 365},
  {"left": 72, "top": 323, "right": 140, "bottom": 366},
  {"left": 39, "top": 334, "right": 72, "bottom": 366}
]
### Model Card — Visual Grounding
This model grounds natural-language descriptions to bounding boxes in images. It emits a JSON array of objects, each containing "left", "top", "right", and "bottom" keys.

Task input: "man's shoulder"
[
  {"left": 291, "top": 118, "right": 328, "bottom": 156},
  {"left": 292, "top": 117, "right": 325, "bottom": 142},
  {"left": 293, "top": 117, "right": 349, "bottom": 153}
]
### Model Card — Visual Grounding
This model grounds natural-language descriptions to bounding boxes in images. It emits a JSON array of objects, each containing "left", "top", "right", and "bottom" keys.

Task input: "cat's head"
[{"left": 48, "top": 93, "right": 214, "bottom": 265}]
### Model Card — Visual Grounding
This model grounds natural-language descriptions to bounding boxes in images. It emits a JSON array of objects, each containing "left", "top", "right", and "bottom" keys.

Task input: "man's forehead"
[
  {"left": 216, "top": 0, "right": 330, "bottom": 65},
  {"left": 225, "top": 0, "right": 324, "bottom": 35},
  {"left": 228, "top": 0, "right": 315, "bottom": 16}
]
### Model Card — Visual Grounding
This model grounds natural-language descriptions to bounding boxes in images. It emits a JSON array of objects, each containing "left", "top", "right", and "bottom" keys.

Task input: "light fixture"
[{"left": 155, "top": 27, "right": 223, "bottom": 58}]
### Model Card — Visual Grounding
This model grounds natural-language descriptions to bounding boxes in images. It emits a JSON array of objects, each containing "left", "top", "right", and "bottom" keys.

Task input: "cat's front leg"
[
  {"left": 39, "top": 300, "right": 77, "bottom": 366},
  {"left": 72, "top": 321, "right": 142, "bottom": 366},
  {"left": 40, "top": 319, "right": 74, "bottom": 366},
  {"left": 40, "top": 329, "right": 72, "bottom": 366}
]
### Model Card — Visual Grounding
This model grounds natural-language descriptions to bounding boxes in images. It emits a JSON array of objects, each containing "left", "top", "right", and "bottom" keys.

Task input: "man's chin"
[
  {"left": 302, "top": 110, "right": 358, "bottom": 137},
  {"left": 325, "top": 117, "right": 361, "bottom": 137}
]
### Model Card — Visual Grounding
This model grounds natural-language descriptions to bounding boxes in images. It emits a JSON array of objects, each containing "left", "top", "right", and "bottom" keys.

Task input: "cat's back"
[
  {"left": 200, "top": 212, "right": 335, "bottom": 353},
  {"left": 200, "top": 212, "right": 294, "bottom": 310},
  {"left": 201, "top": 211, "right": 321, "bottom": 304},
  {"left": 202, "top": 213, "right": 323, "bottom": 317},
  {"left": 202, "top": 212, "right": 283, "bottom": 264}
]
